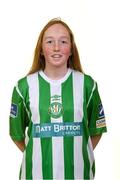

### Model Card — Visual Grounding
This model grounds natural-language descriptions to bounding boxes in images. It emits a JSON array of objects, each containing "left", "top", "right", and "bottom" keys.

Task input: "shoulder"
[
  {"left": 17, "top": 76, "right": 27, "bottom": 87},
  {"left": 17, "top": 72, "right": 39, "bottom": 87},
  {"left": 84, "top": 74, "right": 96, "bottom": 89},
  {"left": 15, "top": 76, "right": 28, "bottom": 98},
  {"left": 72, "top": 70, "right": 95, "bottom": 87},
  {"left": 83, "top": 74, "right": 97, "bottom": 100},
  {"left": 72, "top": 69, "right": 83, "bottom": 75},
  {"left": 18, "top": 72, "right": 39, "bottom": 94},
  {"left": 72, "top": 69, "right": 84, "bottom": 79}
]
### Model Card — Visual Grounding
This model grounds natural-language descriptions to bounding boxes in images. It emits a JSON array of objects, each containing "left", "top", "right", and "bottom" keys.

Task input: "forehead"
[{"left": 43, "top": 23, "right": 70, "bottom": 38}]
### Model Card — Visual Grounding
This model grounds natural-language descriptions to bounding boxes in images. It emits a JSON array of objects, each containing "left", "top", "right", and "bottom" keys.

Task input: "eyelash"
[
  {"left": 46, "top": 40, "right": 68, "bottom": 44},
  {"left": 47, "top": 41, "right": 52, "bottom": 44},
  {"left": 61, "top": 41, "right": 67, "bottom": 44}
]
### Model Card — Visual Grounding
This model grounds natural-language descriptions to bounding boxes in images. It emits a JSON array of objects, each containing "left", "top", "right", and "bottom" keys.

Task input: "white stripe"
[
  {"left": 21, "top": 151, "right": 26, "bottom": 180},
  {"left": 87, "top": 81, "right": 96, "bottom": 108},
  {"left": 73, "top": 71, "right": 84, "bottom": 179},
  {"left": 50, "top": 84, "right": 64, "bottom": 179},
  {"left": 27, "top": 73, "right": 43, "bottom": 180},
  {"left": 87, "top": 137, "right": 95, "bottom": 179}
]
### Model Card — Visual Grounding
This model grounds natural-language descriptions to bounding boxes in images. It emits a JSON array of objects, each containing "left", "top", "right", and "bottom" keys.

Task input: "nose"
[{"left": 54, "top": 41, "right": 60, "bottom": 51}]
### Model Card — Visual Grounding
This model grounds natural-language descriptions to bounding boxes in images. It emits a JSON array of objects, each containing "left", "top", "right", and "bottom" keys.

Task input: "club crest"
[{"left": 48, "top": 95, "right": 63, "bottom": 118}]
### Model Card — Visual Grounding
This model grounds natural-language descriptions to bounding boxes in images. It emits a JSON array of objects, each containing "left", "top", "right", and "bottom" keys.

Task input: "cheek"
[
  {"left": 42, "top": 46, "right": 52, "bottom": 56},
  {"left": 61, "top": 47, "right": 71, "bottom": 56}
]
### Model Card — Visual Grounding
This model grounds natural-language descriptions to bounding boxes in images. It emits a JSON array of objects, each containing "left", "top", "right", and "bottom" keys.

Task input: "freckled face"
[{"left": 42, "top": 24, "right": 71, "bottom": 69}]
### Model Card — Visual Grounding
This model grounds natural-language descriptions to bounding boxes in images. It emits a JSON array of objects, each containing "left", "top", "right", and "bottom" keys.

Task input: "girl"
[{"left": 9, "top": 18, "right": 107, "bottom": 180}]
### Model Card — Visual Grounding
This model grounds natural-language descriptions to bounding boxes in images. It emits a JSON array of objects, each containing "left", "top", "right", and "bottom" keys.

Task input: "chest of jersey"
[{"left": 27, "top": 71, "right": 84, "bottom": 125}]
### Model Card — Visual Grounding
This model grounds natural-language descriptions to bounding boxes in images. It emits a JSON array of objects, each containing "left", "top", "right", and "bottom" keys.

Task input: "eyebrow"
[{"left": 44, "top": 36, "right": 70, "bottom": 40}]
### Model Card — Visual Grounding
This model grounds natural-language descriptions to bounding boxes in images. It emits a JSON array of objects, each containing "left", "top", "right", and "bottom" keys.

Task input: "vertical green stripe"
[
  {"left": 92, "top": 160, "right": 95, "bottom": 178},
  {"left": 62, "top": 74, "right": 74, "bottom": 180},
  {"left": 19, "top": 165, "right": 22, "bottom": 180},
  {"left": 83, "top": 75, "right": 90, "bottom": 179},
  {"left": 39, "top": 75, "right": 53, "bottom": 180},
  {"left": 26, "top": 137, "right": 33, "bottom": 179}
]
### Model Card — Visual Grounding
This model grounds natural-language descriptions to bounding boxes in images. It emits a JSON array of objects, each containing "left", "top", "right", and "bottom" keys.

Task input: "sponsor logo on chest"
[{"left": 33, "top": 122, "right": 83, "bottom": 138}]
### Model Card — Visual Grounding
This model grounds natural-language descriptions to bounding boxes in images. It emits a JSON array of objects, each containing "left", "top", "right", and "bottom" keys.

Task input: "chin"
[
  {"left": 52, "top": 62, "right": 66, "bottom": 67},
  {"left": 51, "top": 60, "right": 67, "bottom": 66}
]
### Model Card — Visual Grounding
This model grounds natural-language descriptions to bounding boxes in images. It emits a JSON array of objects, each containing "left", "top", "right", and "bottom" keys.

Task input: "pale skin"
[
  {"left": 13, "top": 140, "right": 25, "bottom": 152},
  {"left": 13, "top": 24, "right": 102, "bottom": 152},
  {"left": 42, "top": 24, "right": 72, "bottom": 80}
]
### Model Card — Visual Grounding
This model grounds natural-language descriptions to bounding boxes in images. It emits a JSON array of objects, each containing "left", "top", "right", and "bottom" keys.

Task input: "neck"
[{"left": 44, "top": 66, "right": 68, "bottom": 80}]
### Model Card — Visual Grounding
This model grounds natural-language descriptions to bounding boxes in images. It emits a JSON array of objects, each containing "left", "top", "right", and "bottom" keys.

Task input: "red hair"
[{"left": 28, "top": 18, "right": 83, "bottom": 74}]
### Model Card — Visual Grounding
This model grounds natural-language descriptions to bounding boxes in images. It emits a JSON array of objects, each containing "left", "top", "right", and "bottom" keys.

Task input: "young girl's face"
[{"left": 42, "top": 23, "right": 71, "bottom": 69}]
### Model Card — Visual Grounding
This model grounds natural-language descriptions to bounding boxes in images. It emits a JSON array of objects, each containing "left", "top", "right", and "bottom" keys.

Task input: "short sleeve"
[
  {"left": 86, "top": 78, "right": 107, "bottom": 136},
  {"left": 9, "top": 84, "right": 29, "bottom": 141}
]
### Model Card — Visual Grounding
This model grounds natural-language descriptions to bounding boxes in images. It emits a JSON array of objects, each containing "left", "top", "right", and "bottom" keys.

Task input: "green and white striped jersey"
[{"left": 9, "top": 68, "right": 107, "bottom": 180}]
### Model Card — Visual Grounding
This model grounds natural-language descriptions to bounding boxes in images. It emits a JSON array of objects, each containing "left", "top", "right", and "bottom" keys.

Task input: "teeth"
[{"left": 52, "top": 54, "right": 62, "bottom": 58}]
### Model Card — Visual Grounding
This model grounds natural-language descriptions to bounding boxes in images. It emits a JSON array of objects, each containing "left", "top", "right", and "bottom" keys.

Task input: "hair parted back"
[{"left": 28, "top": 18, "right": 84, "bottom": 75}]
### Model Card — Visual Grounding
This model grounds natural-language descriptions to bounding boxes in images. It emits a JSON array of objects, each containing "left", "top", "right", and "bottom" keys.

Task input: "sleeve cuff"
[
  {"left": 10, "top": 134, "right": 25, "bottom": 141},
  {"left": 89, "top": 127, "right": 107, "bottom": 136}
]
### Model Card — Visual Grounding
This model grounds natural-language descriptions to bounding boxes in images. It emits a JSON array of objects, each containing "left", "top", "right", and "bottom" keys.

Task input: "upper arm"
[
  {"left": 9, "top": 80, "right": 29, "bottom": 141},
  {"left": 85, "top": 75, "right": 107, "bottom": 136}
]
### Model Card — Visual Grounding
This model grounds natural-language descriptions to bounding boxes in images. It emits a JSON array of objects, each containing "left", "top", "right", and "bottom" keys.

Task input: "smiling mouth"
[{"left": 51, "top": 54, "right": 62, "bottom": 58}]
